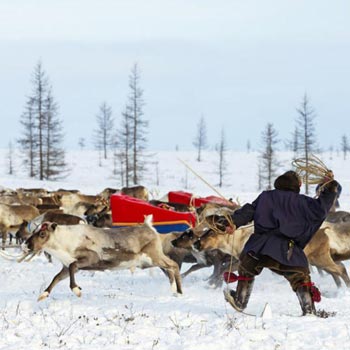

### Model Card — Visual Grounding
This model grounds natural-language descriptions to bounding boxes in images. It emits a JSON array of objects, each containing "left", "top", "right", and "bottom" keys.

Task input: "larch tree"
[
  {"left": 127, "top": 63, "right": 148, "bottom": 185},
  {"left": 115, "top": 105, "right": 133, "bottom": 187},
  {"left": 260, "top": 123, "right": 280, "bottom": 190},
  {"left": 7, "top": 141, "right": 14, "bottom": 175},
  {"left": 193, "top": 116, "right": 208, "bottom": 162},
  {"left": 286, "top": 126, "right": 300, "bottom": 158},
  {"left": 340, "top": 134, "right": 349, "bottom": 160},
  {"left": 216, "top": 128, "right": 227, "bottom": 188},
  {"left": 32, "top": 61, "right": 48, "bottom": 180},
  {"left": 246, "top": 139, "right": 251, "bottom": 153},
  {"left": 43, "top": 88, "right": 68, "bottom": 180},
  {"left": 18, "top": 97, "right": 37, "bottom": 177},
  {"left": 93, "top": 102, "right": 114, "bottom": 160},
  {"left": 295, "top": 93, "right": 318, "bottom": 194},
  {"left": 78, "top": 137, "right": 86, "bottom": 150},
  {"left": 18, "top": 61, "right": 67, "bottom": 180}
]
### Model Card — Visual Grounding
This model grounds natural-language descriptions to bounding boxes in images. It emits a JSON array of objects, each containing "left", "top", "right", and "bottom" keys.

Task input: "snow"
[{"left": 1, "top": 149, "right": 350, "bottom": 350}]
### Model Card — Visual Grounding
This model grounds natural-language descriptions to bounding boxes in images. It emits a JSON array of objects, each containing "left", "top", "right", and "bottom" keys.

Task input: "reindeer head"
[
  {"left": 171, "top": 228, "right": 199, "bottom": 249},
  {"left": 15, "top": 220, "right": 30, "bottom": 243},
  {"left": 193, "top": 229, "right": 218, "bottom": 251},
  {"left": 24, "top": 222, "right": 58, "bottom": 253}
]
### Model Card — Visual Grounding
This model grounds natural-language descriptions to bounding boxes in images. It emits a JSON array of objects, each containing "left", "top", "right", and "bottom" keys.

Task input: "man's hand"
[
  {"left": 324, "top": 180, "right": 340, "bottom": 193},
  {"left": 225, "top": 224, "right": 236, "bottom": 234},
  {"left": 216, "top": 216, "right": 236, "bottom": 234}
]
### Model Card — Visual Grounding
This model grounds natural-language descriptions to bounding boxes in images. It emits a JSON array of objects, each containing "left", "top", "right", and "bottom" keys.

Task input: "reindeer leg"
[
  {"left": 158, "top": 256, "right": 183, "bottom": 295},
  {"left": 68, "top": 261, "right": 82, "bottom": 297},
  {"left": 336, "top": 261, "right": 350, "bottom": 287},
  {"left": 181, "top": 263, "right": 206, "bottom": 279},
  {"left": 1, "top": 226, "right": 7, "bottom": 250},
  {"left": 38, "top": 266, "right": 69, "bottom": 301}
]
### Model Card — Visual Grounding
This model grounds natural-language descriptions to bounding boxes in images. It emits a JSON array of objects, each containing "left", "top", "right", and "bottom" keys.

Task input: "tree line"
[
  {"left": 13, "top": 61, "right": 148, "bottom": 186},
  {"left": 6, "top": 60, "right": 349, "bottom": 192}
]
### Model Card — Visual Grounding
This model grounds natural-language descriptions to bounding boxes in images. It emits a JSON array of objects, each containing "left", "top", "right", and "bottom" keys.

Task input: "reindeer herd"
[{"left": 1, "top": 184, "right": 350, "bottom": 302}]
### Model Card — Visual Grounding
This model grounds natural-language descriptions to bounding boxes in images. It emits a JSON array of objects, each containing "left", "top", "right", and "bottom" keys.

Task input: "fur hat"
[{"left": 274, "top": 171, "right": 301, "bottom": 193}]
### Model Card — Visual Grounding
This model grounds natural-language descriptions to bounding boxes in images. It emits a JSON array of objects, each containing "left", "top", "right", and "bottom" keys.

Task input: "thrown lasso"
[{"left": 292, "top": 154, "right": 334, "bottom": 191}]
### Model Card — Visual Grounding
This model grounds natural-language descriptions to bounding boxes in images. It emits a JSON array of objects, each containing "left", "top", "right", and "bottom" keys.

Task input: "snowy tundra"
[{"left": 1, "top": 149, "right": 350, "bottom": 350}]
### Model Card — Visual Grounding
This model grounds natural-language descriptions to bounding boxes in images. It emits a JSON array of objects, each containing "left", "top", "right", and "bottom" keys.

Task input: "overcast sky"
[{"left": 0, "top": 0, "right": 349, "bottom": 151}]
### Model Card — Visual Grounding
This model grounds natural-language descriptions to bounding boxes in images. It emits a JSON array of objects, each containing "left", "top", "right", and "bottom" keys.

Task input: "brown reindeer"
[
  {"left": 304, "top": 227, "right": 350, "bottom": 287},
  {"left": 191, "top": 223, "right": 350, "bottom": 288},
  {"left": 121, "top": 185, "right": 149, "bottom": 201},
  {"left": 0, "top": 204, "right": 23, "bottom": 249},
  {"left": 0, "top": 204, "right": 40, "bottom": 248},
  {"left": 149, "top": 200, "right": 193, "bottom": 212},
  {"left": 170, "top": 228, "right": 237, "bottom": 287},
  {"left": 59, "top": 192, "right": 103, "bottom": 212},
  {"left": 16, "top": 211, "right": 86, "bottom": 243},
  {"left": 22, "top": 216, "right": 182, "bottom": 301}
]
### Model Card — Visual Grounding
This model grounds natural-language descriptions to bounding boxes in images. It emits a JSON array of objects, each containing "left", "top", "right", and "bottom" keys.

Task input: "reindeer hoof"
[
  {"left": 72, "top": 286, "right": 82, "bottom": 297},
  {"left": 38, "top": 291, "right": 49, "bottom": 302}
]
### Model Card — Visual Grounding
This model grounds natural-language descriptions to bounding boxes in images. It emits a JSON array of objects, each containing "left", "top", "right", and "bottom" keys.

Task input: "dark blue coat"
[{"left": 232, "top": 187, "right": 338, "bottom": 267}]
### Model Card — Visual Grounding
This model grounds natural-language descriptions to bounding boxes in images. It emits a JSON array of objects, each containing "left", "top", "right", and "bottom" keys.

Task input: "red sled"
[
  {"left": 168, "top": 191, "right": 237, "bottom": 208},
  {"left": 110, "top": 194, "right": 196, "bottom": 234}
]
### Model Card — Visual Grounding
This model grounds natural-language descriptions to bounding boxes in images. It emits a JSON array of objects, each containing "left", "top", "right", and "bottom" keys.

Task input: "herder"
[{"left": 221, "top": 170, "right": 340, "bottom": 316}]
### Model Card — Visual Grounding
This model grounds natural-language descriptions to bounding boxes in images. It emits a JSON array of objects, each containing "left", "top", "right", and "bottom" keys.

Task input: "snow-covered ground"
[{"left": 1, "top": 149, "right": 350, "bottom": 350}]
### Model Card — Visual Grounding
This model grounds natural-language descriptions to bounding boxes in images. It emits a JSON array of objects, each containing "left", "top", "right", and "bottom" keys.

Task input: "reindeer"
[
  {"left": 170, "top": 228, "right": 236, "bottom": 287},
  {"left": 59, "top": 192, "right": 103, "bottom": 212},
  {"left": 16, "top": 211, "right": 86, "bottom": 243},
  {"left": 85, "top": 207, "right": 112, "bottom": 228},
  {"left": 190, "top": 222, "right": 350, "bottom": 288},
  {"left": 325, "top": 210, "right": 350, "bottom": 224},
  {"left": 121, "top": 185, "right": 149, "bottom": 201},
  {"left": 149, "top": 200, "right": 193, "bottom": 212},
  {"left": 21, "top": 216, "right": 182, "bottom": 301},
  {"left": 0, "top": 204, "right": 40, "bottom": 249},
  {"left": 98, "top": 187, "right": 118, "bottom": 201},
  {"left": 0, "top": 204, "right": 23, "bottom": 249},
  {"left": 304, "top": 227, "right": 350, "bottom": 287}
]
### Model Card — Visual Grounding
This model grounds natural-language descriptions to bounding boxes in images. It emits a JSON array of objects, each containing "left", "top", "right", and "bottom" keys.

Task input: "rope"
[
  {"left": 177, "top": 158, "right": 233, "bottom": 206},
  {"left": 196, "top": 204, "right": 236, "bottom": 235},
  {"left": 292, "top": 154, "right": 334, "bottom": 190}
]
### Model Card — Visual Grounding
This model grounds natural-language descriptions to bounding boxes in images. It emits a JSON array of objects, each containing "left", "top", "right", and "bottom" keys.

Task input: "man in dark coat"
[{"left": 222, "top": 170, "right": 340, "bottom": 316}]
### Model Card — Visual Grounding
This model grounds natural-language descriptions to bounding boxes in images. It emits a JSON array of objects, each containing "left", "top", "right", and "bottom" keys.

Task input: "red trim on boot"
[
  {"left": 299, "top": 282, "right": 321, "bottom": 303},
  {"left": 223, "top": 272, "right": 254, "bottom": 284}
]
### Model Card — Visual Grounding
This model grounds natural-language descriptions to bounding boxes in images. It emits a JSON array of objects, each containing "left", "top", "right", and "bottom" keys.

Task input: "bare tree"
[
  {"left": 340, "top": 134, "right": 349, "bottom": 160},
  {"left": 78, "top": 137, "right": 86, "bottom": 150},
  {"left": 246, "top": 140, "right": 251, "bottom": 153},
  {"left": 296, "top": 93, "right": 317, "bottom": 194},
  {"left": 257, "top": 159, "right": 263, "bottom": 191},
  {"left": 18, "top": 97, "right": 37, "bottom": 177},
  {"left": 260, "top": 123, "right": 280, "bottom": 190},
  {"left": 43, "top": 88, "right": 68, "bottom": 180},
  {"left": 32, "top": 61, "right": 49, "bottom": 180},
  {"left": 285, "top": 126, "right": 300, "bottom": 157},
  {"left": 193, "top": 116, "right": 207, "bottom": 162},
  {"left": 329, "top": 145, "right": 334, "bottom": 160},
  {"left": 7, "top": 141, "right": 14, "bottom": 175},
  {"left": 93, "top": 102, "right": 114, "bottom": 160},
  {"left": 115, "top": 106, "right": 133, "bottom": 187},
  {"left": 216, "top": 128, "right": 227, "bottom": 187},
  {"left": 18, "top": 61, "right": 67, "bottom": 180},
  {"left": 128, "top": 63, "right": 148, "bottom": 184}
]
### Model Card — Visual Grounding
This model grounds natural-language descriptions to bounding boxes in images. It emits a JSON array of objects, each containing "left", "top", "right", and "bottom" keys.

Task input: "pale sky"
[{"left": 0, "top": 0, "right": 349, "bottom": 151}]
